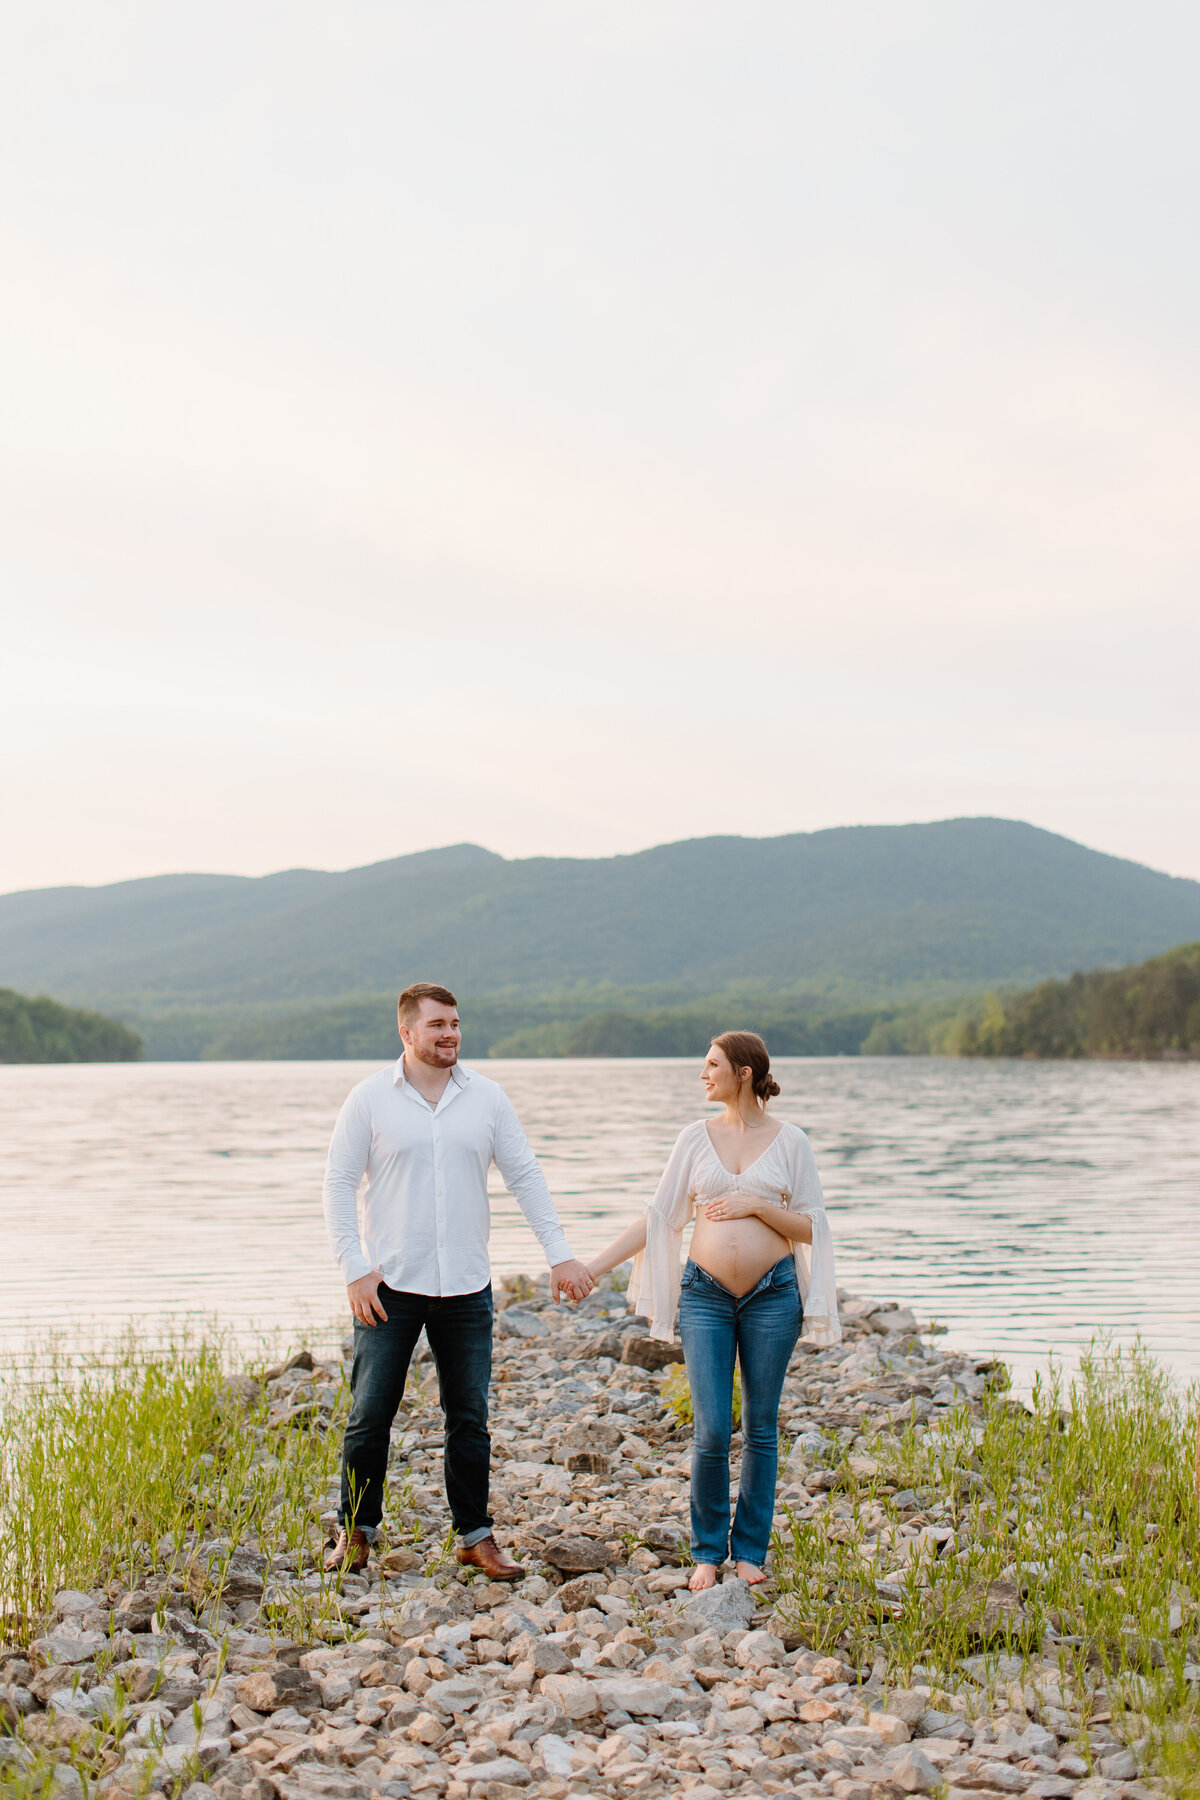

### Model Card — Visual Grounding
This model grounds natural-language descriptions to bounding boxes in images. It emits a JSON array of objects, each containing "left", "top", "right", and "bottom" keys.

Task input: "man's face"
[{"left": 401, "top": 998, "right": 462, "bottom": 1068}]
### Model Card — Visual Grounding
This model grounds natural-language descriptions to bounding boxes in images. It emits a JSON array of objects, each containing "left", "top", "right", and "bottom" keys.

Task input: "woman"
[{"left": 582, "top": 1032, "right": 839, "bottom": 1589}]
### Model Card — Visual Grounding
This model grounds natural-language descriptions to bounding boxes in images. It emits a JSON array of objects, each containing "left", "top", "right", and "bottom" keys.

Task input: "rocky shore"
[{"left": 0, "top": 1282, "right": 1168, "bottom": 1800}]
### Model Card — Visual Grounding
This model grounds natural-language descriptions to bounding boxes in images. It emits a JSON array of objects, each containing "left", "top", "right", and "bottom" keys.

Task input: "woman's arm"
[
  {"left": 584, "top": 1215, "right": 648, "bottom": 1280},
  {"left": 701, "top": 1192, "right": 813, "bottom": 1244}
]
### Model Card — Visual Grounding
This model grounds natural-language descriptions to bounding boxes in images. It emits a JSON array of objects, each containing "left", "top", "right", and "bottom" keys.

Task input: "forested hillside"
[
  {"left": 958, "top": 942, "right": 1200, "bottom": 1059},
  {"left": 0, "top": 990, "right": 143, "bottom": 1063}
]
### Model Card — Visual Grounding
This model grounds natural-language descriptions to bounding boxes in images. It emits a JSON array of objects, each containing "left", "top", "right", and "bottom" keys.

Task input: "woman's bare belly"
[{"left": 689, "top": 1211, "right": 792, "bottom": 1297}]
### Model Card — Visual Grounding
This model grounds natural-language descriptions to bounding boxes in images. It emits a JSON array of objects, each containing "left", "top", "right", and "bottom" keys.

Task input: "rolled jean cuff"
[
  {"left": 339, "top": 1520, "right": 378, "bottom": 1541},
  {"left": 459, "top": 1526, "right": 494, "bottom": 1549}
]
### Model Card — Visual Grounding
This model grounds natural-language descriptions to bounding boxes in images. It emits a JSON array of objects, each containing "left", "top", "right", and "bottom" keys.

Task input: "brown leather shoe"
[
  {"left": 455, "top": 1535, "right": 524, "bottom": 1581},
  {"left": 324, "top": 1527, "right": 370, "bottom": 1574}
]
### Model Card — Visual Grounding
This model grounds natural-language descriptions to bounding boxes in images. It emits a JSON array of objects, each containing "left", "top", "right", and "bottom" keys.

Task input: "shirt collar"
[{"left": 393, "top": 1056, "right": 470, "bottom": 1103}]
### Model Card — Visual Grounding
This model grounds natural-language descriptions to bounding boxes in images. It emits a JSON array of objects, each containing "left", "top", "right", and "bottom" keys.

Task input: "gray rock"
[
  {"left": 871, "top": 1307, "right": 918, "bottom": 1335},
  {"left": 972, "top": 1762, "right": 1028, "bottom": 1793},
  {"left": 538, "top": 1673, "right": 599, "bottom": 1721},
  {"left": 565, "top": 1450, "right": 611, "bottom": 1476},
  {"left": 887, "top": 1745, "right": 941, "bottom": 1793},
  {"left": 525, "top": 1641, "right": 571, "bottom": 1676},
  {"left": 31, "top": 1627, "right": 105, "bottom": 1665},
  {"left": 734, "top": 1629, "right": 785, "bottom": 1669},
  {"left": 165, "top": 1699, "right": 231, "bottom": 1743},
  {"left": 51, "top": 1591, "right": 94, "bottom": 1621},
  {"left": 0, "top": 1686, "right": 33, "bottom": 1729},
  {"left": 535, "top": 1734, "right": 577, "bottom": 1778},
  {"left": 1098, "top": 1749, "right": 1138, "bottom": 1780},
  {"left": 264, "top": 1348, "right": 314, "bottom": 1381},
  {"left": 591, "top": 1676, "right": 675, "bottom": 1717},
  {"left": 556, "top": 1419, "right": 623, "bottom": 1457},
  {"left": 681, "top": 1577, "right": 756, "bottom": 1633},
  {"left": 115, "top": 1590, "right": 158, "bottom": 1632},
  {"left": 556, "top": 1575, "right": 609, "bottom": 1611},
  {"left": 425, "top": 1675, "right": 485, "bottom": 1714},
  {"left": 542, "top": 1534, "right": 613, "bottom": 1572},
  {"left": 276, "top": 1770, "right": 367, "bottom": 1800},
  {"left": 497, "top": 1309, "right": 549, "bottom": 1339},
  {"left": 153, "top": 1608, "right": 218, "bottom": 1654},
  {"left": 122, "top": 1740, "right": 230, "bottom": 1789},
  {"left": 462, "top": 1758, "right": 531, "bottom": 1785},
  {"left": 237, "top": 1667, "right": 321, "bottom": 1715},
  {"left": 619, "top": 1335, "right": 685, "bottom": 1371},
  {"left": 50, "top": 1764, "right": 84, "bottom": 1800},
  {"left": 884, "top": 1688, "right": 933, "bottom": 1726}
]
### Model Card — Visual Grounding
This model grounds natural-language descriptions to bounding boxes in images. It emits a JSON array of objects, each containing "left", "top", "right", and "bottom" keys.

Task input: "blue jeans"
[
  {"left": 339, "top": 1281, "right": 494, "bottom": 1546},
  {"left": 678, "top": 1256, "right": 802, "bottom": 1567}
]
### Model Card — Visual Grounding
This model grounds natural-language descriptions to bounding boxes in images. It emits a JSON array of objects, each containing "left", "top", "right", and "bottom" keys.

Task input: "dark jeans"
[
  {"left": 339, "top": 1281, "right": 494, "bottom": 1544},
  {"left": 678, "top": 1255, "right": 802, "bottom": 1567}
]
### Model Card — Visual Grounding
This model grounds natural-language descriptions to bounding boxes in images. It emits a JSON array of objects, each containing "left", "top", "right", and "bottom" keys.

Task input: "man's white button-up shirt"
[{"left": 322, "top": 1058, "right": 573, "bottom": 1296}]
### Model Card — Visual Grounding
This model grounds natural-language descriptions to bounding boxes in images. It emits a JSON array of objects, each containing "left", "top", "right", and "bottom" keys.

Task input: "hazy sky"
[{"left": 3, "top": 2, "right": 1199, "bottom": 891}]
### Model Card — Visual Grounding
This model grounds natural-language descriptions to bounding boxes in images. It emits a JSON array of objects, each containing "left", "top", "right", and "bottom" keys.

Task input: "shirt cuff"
[
  {"left": 541, "top": 1230, "right": 574, "bottom": 1270},
  {"left": 339, "top": 1248, "right": 373, "bottom": 1285}
]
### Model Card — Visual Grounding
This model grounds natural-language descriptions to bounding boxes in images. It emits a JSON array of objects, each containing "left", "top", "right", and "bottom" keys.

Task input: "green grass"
[
  {"left": 661, "top": 1362, "right": 742, "bottom": 1431},
  {"left": 0, "top": 1330, "right": 477, "bottom": 1798},
  {"left": 0, "top": 1330, "right": 352, "bottom": 1654},
  {"left": 771, "top": 1341, "right": 1200, "bottom": 1793}
]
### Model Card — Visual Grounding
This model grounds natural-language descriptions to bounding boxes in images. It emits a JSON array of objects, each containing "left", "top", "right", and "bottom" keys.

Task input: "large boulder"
[
  {"left": 681, "top": 1577, "right": 757, "bottom": 1634},
  {"left": 542, "top": 1535, "right": 614, "bottom": 1573},
  {"left": 592, "top": 1676, "right": 675, "bottom": 1717},
  {"left": 554, "top": 1420, "right": 622, "bottom": 1464},
  {"left": 538, "top": 1674, "right": 599, "bottom": 1721},
  {"left": 620, "top": 1336, "right": 685, "bottom": 1371},
  {"left": 236, "top": 1666, "right": 322, "bottom": 1715},
  {"left": 497, "top": 1309, "right": 550, "bottom": 1340}
]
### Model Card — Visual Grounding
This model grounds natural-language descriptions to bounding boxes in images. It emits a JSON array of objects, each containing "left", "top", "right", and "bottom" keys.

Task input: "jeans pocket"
[
  {"left": 680, "top": 1263, "right": 698, "bottom": 1289},
  {"left": 773, "top": 1258, "right": 799, "bottom": 1289}
]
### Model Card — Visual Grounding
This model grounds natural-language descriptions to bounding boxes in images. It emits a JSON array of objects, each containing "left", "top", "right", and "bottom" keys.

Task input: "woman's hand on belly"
[{"left": 702, "top": 1192, "right": 761, "bottom": 1221}]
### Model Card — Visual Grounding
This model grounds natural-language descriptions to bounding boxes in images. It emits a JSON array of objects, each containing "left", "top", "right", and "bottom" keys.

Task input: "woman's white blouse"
[{"left": 628, "top": 1119, "right": 840, "bottom": 1347}]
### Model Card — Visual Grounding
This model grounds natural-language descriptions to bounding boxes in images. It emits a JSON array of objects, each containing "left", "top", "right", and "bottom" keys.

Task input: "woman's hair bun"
[{"left": 756, "top": 1072, "right": 782, "bottom": 1101}]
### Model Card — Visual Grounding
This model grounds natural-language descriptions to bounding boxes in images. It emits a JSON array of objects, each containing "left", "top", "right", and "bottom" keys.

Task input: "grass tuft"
[{"left": 771, "top": 1340, "right": 1200, "bottom": 1793}]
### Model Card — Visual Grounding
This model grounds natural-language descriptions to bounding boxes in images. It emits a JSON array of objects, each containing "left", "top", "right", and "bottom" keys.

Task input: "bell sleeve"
[
  {"left": 786, "top": 1126, "right": 841, "bottom": 1346},
  {"left": 628, "top": 1122, "right": 702, "bottom": 1341}
]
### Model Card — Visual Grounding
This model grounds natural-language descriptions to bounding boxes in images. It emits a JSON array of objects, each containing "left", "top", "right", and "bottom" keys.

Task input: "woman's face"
[{"left": 702, "top": 1043, "right": 740, "bottom": 1105}]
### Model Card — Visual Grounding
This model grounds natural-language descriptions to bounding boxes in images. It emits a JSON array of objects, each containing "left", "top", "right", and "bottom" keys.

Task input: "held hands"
[
  {"left": 703, "top": 1192, "right": 760, "bottom": 1222},
  {"left": 347, "top": 1270, "right": 389, "bottom": 1326},
  {"left": 550, "top": 1258, "right": 595, "bottom": 1304}
]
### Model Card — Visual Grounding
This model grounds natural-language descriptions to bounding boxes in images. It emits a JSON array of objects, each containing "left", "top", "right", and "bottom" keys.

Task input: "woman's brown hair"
[{"left": 711, "top": 1030, "right": 780, "bottom": 1103}]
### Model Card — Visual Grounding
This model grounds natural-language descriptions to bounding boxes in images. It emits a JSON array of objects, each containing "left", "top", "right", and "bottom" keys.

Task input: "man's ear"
[{"left": 398, "top": 1013, "right": 412, "bottom": 1047}]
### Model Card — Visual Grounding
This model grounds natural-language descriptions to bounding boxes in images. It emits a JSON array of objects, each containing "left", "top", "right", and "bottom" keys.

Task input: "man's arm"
[
  {"left": 492, "top": 1092, "right": 594, "bottom": 1302},
  {"left": 323, "top": 1090, "right": 389, "bottom": 1324}
]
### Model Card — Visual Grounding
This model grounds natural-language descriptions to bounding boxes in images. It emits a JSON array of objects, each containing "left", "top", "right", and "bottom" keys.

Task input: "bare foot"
[
  {"left": 688, "top": 1562, "right": 719, "bottom": 1591},
  {"left": 735, "top": 1561, "right": 768, "bottom": 1585}
]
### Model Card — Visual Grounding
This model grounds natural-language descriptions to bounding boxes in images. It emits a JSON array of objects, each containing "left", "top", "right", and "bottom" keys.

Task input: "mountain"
[{"left": 3, "top": 822, "right": 1200, "bottom": 1030}]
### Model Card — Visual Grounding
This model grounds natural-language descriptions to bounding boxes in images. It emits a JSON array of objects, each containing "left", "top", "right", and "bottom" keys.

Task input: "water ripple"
[{"left": 1, "top": 1057, "right": 1197, "bottom": 1389}]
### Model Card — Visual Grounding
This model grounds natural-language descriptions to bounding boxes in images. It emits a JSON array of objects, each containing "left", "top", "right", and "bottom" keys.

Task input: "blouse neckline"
[{"left": 701, "top": 1118, "right": 788, "bottom": 1179}]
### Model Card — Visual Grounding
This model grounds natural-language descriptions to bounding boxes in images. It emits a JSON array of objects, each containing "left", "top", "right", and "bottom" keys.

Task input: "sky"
[{"left": 3, "top": 2, "right": 1199, "bottom": 892}]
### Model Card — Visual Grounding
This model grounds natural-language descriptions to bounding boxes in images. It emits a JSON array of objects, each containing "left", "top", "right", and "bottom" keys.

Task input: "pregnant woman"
[{"left": 582, "top": 1032, "right": 839, "bottom": 1588}]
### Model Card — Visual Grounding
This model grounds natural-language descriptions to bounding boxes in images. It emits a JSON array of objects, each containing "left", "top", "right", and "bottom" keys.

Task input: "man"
[{"left": 322, "top": 981, "right": 594, "bottom": 1579}]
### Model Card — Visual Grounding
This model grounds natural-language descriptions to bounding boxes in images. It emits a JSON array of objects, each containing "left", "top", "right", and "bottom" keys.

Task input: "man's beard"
[{"left": 413, "top": 1041, "right": 458, "bottom": 1067}]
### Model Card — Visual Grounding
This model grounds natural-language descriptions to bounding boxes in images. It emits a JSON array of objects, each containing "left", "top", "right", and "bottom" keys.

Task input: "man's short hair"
[{"left": 397, "top": 982, "right": 459, "bottom": 1027}]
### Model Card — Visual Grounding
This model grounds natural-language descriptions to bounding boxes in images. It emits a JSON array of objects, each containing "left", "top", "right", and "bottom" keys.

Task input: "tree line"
[
  {"left": 0, "top": 989, "right": 143, "bottom": 1063},
  {"left": 956, "top": 941, "right": 1200, "bottom": 1059}
]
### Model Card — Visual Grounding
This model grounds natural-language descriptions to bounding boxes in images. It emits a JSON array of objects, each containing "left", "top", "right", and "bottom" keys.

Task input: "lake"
[{"left": 2, "top": 1057, "right": 1198, "bottom": 1391}]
